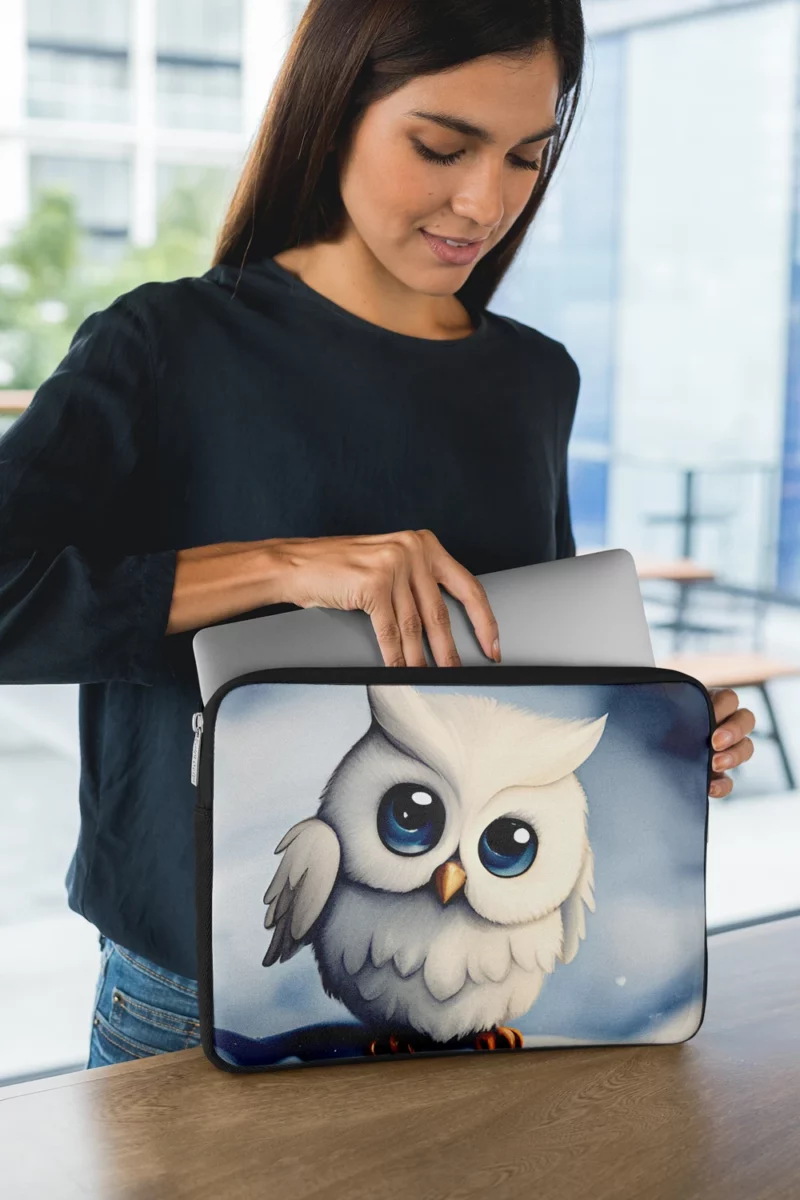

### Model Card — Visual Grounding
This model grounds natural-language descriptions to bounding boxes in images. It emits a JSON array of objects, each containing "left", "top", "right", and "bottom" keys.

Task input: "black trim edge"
[{"left": 194, "top": 804, "right": 240, "bottom": 1072}]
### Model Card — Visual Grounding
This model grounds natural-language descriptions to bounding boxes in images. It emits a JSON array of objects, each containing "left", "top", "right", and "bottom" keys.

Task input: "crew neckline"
[{"left": 256, "top": 254, "right": 490, "bottom": 347}]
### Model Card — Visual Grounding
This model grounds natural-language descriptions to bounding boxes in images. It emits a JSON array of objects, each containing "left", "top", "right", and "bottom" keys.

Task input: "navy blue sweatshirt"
[{"left": 0, "top": 255, "right": 579, "bottom": 978}]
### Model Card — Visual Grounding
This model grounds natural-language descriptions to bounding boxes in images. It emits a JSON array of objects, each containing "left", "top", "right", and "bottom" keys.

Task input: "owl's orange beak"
[{"left": 434, "top": 861, "right": 467, "bottom": 905}]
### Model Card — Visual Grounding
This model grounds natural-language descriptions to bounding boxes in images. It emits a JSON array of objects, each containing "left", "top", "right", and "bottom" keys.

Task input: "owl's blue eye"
[
  {"left": 377, "top": 783, "right": 445, "bottom": 856},
  {"left": 478, "top": 817, "right": 538, "bottom": 877}
]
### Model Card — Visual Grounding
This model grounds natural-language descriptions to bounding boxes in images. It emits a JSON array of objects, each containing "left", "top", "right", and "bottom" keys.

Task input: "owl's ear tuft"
[
  {"left": 366, "top": 684, "right": 435, "bottom": 738},
  {"left": 545, "top": 713, "right": 608, "bottom": 781},
  {"left": 367, "top": 683, "right": 426, "bottom": 715},
  {"left": 365, "top": 684, "right": 459, "bottom": 779}
]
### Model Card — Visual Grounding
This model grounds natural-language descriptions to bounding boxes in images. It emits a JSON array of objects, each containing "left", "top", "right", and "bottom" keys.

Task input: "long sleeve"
[
  {"left": 555, "top": 467, "right": 576, "bottom": 559},
  {"left": 554, "top": 343, "right": 580, "bottom": 560},
  {"left": 0, "top": 296, "right": 177, "bottom": 685}
]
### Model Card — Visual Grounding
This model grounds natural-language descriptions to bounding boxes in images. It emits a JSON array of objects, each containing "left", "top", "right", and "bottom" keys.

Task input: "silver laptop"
[{"left": 192, "top": 548, "right": 654, "bottom": 705}]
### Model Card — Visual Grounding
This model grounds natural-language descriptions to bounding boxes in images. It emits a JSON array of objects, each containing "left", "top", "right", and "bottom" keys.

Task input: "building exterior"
[{"left": 0, "top": 0, "right": 296, "bottom": 255}]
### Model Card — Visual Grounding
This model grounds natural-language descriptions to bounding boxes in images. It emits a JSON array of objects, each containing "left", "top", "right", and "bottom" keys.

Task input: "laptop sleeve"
[{"left": 192, "top": 665, "right": 714, "bottom": 1072}]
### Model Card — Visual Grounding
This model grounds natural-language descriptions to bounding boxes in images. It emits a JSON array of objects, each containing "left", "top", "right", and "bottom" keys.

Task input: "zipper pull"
[{"left": 191, "top": 712, "right": 204, "bottom": 787}]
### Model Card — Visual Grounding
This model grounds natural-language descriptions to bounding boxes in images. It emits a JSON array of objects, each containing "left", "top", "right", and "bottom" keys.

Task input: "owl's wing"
[
  {"left": 262, "top": 818, "right": 341, "bottom": 967},
  {"left": 558, "top": 846, "right": 596, "bottom": 965}
]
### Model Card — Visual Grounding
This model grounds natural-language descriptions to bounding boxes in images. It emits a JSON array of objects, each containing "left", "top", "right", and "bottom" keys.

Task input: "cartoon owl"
[{"left": 263, "top": 685, "right": 607, "bottom": 1050}]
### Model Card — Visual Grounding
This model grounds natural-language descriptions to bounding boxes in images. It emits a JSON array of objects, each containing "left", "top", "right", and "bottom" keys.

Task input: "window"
[
  {"left": 26, "top": 0, "right": 131, "bottom": 124},
  {"left": 27, "top": 0, "right": 130, "bottom": 46},
  {"left": 29, "top": 155, "right": 130, "bottom": 242},
  {"left": 156, "top": 61, "right": 241, "bottom": 132},
  {"left": 156, "top": 0, "right": 241, "bottom": 59},
  {"left": 155, "top": 0, "right": 242, "bottom": 131},
  {"left": 28, "top": 49, "right": 130, "bottom": 124}
]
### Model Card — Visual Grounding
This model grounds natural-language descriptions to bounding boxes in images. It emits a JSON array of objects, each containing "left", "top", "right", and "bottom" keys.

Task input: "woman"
[{"left": 0, "top": 0, "right": 754, "bottom": 1069}]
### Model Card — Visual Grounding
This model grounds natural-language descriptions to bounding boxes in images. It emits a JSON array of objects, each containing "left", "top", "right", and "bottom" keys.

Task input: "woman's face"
[{"left": 336, "top": 45, "right": 561, "bottom": 295}]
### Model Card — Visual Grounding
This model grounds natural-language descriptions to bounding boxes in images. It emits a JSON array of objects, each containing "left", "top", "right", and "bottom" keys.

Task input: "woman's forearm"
[{"left": 165, "top": 539, "right": 294, "bottom": 635}]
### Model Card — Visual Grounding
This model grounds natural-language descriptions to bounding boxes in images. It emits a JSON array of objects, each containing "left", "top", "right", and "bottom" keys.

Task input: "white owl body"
[
  {"left": 314, "top": 877, "right": 565, "bottom": 1041},
  {"left": 263, "top": 684, "right": 608, "bottom": 1044}
]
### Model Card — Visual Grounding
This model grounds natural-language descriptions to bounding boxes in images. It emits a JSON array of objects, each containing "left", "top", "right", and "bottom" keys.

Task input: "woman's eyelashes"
[{"left": 412, "top": 140, "right": 542, "bottom": 172}]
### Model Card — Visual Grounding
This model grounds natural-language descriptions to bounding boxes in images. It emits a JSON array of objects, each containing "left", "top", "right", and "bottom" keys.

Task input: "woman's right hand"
[{"left": 272, "top": 529, "right": 501, "bottom": 667}]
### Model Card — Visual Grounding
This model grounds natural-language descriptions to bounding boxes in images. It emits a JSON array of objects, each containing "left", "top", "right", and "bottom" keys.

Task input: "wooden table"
[
  {"left": 0, "top": 391, "right": 33, "bottom": 415},
  {"left": 2, "top": 917, "right": 799, "bottom": 1200},
  {"left": 634, "top": 557, "right": 719, "bottom": 651},
  {"left": 660, "top": 652, "right": 800, "bottom": 790},
  {"left": 658, "top": 651, "right": 800, "bottom": 691},
  {"left": 633, "top": 557, "right": 717, "bottom": 584}
]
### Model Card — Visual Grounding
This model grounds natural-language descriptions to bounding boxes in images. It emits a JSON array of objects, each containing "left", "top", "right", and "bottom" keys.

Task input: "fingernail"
[
  {"left": 714, "top": 730, "right": 733, "bottom": 749},
  {"left": 492, "top": 638, "right": 501, "bottom": 662},
  {"left": 709, "top": 782, "right": 721, "bottom": 796},
  {"left": 714, "top": 753, "right": 733, "bottom": 770}
]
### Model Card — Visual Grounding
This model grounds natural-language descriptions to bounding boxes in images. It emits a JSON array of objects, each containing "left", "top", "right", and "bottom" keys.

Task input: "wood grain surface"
[{"left": 2, "top": 917, "right": 799, "bottom": 1200}]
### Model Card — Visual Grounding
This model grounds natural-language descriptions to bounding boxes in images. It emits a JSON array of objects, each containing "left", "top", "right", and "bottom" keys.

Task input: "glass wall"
[
  {"left": 496, "top": 0, "right": 799, "bottom": 589},
  {"left": 778, "top": 2, "right": 800, "bottom": 591},
  {"left": 610, "top": 0, "right": 796, "bottom": 587},
  {"left": 493, "top": 34, "right": 628, "bottom": 552}
]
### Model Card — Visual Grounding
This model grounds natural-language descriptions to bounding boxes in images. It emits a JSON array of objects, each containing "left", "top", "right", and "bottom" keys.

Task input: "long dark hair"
[{"left": 212, "top": 0, "right": 585, "bottom": 313}]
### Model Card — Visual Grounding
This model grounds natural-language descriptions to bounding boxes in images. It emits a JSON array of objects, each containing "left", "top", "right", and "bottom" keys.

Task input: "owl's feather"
[
  {"left": 262, "top": 818, "right": 340, "bottom": 966},
  {"left": 313, "top": 882, "right": 569, "bottom": 1040},
  {"left": 559, "top": 845, "right": 595, "bottom": 964}
]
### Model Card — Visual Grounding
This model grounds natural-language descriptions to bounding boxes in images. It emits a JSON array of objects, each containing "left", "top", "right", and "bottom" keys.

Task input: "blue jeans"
[{"left": 86, "top": 933, "right": 201, "bottom": 1068}]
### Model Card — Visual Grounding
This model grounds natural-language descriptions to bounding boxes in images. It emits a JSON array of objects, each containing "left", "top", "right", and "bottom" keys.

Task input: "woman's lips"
[{"left": 420, "top": 229, "right": 484, "bottom": 265}]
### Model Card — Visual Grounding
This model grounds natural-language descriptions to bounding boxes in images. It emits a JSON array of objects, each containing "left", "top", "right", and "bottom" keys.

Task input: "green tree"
[
  {"left": 0, "top": 189, "right": 88, "bottom": 390},
  {"left": 0, "top": 173, "right": 227, "bottom": 391}
]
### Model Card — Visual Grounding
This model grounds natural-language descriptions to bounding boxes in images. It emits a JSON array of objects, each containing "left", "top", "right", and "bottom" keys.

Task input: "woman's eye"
[
  {"left": 478, "top": 817, "right": 538, "bottom": 877},
  {"left": 377, "top": 782, "right": 446, "bottom": 856},
  {"left": 412, "top": 141, "right": 541, "bottom": 172}
]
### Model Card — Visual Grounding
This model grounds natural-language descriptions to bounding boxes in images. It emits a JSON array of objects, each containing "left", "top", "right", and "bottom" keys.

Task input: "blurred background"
[{"left": 1, "top": 0, "right": 799, "bottom": 1083}]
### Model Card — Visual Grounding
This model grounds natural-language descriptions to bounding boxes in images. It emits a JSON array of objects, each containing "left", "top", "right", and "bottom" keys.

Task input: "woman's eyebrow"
[{"left": 404, "top": 110, "right": 559, "bottom": 146}]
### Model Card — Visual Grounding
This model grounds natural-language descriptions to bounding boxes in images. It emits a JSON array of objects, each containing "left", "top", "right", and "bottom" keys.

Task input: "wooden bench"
[{"left": 658, "top": 652, "right": 800, "bottom": 792}]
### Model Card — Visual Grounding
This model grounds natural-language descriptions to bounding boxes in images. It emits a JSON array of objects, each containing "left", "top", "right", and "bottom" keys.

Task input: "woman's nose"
[{"left": 450, "top": 162, "right": 505, "bottom": 231}]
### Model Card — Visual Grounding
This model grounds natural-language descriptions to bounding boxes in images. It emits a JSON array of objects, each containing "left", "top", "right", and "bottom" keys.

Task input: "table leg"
[
  {"left": 674, "top": 581, "right": 689, "bottom": 652},
  {"left": 759, "top": 683, "right": 796, "bottom": 792}
]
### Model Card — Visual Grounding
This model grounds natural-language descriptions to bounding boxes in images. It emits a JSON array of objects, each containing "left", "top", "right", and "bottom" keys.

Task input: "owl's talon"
[
  {"left": 475, "top": 1026, "right": 524, "bottom": 1050},
  {"left": 366, "top": 1032, "right": 419, "bottom": 1056}
]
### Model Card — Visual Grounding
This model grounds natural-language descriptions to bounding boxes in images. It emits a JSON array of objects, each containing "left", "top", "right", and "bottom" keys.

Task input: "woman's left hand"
[{"left": 709, "top": 688, "right": 756, "bottom": 798}]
